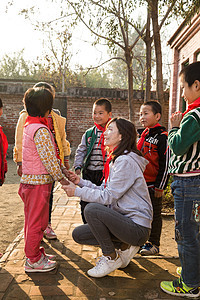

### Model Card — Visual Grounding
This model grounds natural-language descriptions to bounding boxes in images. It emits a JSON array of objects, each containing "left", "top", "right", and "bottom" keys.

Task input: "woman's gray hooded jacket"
[{"left": 75, "top": 152, "right": 153, "bottom": 229}]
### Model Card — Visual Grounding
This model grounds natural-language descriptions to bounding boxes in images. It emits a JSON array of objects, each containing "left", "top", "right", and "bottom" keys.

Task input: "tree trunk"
[
  {"left": 62, "top": 73, "right": 65, "bottom": 93},
  {"left": 150, "top": 0, "right": 164, "bottom": 106},
  {"left": 125, "top": 48, "right": 134, "bottom": 123},
  {"left": 144, "top": 7, "right": 152, "bottom": 102}
]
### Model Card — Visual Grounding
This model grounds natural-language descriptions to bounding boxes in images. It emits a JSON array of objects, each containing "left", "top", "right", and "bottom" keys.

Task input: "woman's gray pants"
[{"left": 72, "top": 203, "right": 151, "bottom": 255}]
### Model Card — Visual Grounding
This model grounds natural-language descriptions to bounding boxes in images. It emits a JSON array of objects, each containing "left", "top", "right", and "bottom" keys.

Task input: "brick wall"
[
  {"left": 0, "top": 82, "right": 169, "bottom": 158},
  {"left": 65, "top": 88, "right": 169, "bottom": 154}
]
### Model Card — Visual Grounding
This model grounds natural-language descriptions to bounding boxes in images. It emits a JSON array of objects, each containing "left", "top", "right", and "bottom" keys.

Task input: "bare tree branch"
[
  {"left": 83, "top": 56, "right": 127, "bottom": 75},
  {"left": 159, "top": 0, "right": 177, "bottom": 30},
  {"left": 66, "top": 0, "right": 125, "bottom": 50}
]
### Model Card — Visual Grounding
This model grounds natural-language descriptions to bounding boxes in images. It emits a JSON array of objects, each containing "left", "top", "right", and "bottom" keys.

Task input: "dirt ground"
[
  {"left": 0, "top": 159, "right": 177, "bottom": 258},
  {"left": 0, "top": 159, "right": 23, "bottom": 256}
]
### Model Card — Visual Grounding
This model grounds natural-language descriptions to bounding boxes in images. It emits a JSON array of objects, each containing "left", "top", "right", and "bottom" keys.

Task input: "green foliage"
[
  {"left": 172, "top": 0, "right": 200, "bottom": 21},
  {"left": 164, "top": 176, "right": 174, "bottom": 202},
  {"left": 75, "top": 68, "right": 111, "bottom": 88},
  {"left": 0, "top": 50, "right": 111, "bottom": 90},
  {"left": 109, "top": 26, "right": 146, "bottom": 89},
  {"left": 66, "top": 0, "right": 140, "bottom": 56},
  {"left": 0, "top": 49, "right": 37, "bottom": 79},
  {"left": 162, "top": 176, "right": 174, "bottom": 213}
]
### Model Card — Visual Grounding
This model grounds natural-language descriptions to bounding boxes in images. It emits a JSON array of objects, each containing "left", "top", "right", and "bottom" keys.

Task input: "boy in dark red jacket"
[
  {"left": 137, "top": 100, "right": 169, "bottom": 255},
  {"left": 0, "top": 98, "right": 8, "bottom": 186}
]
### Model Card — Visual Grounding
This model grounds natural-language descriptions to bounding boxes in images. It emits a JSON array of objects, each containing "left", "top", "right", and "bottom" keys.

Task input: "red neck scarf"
[
  {"left": 24, "top": 116, "right": 49, "bottom": 127},
  {"left": 137, "top": 123, "right": 161, "bottom": 151},
  {"left": 102, "top": 146, "right": 118, "bottom": 187},
  {"left": 182, "top": 97, "right": 200, "bottom": 117},
  {"left": 94, "top": 118, "right": 111, "bottom": 164}
]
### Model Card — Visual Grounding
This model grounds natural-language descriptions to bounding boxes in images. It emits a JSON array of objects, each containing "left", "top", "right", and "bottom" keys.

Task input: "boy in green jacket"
[
  {"left": 74, "top": 98, "right": 112, "bottom": 223},
  {"left": 160, "top": 62, "right": 200, "bottom": 298}
]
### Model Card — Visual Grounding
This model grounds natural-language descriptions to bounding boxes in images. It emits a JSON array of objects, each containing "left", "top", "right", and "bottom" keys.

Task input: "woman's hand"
[
  {"left": 62, "top": 181, "right": 76, "bottom": 197},
  {"left": 67, "top": 170, "right": 80, "bottom": 185},
  {"left": 170, "top": 111, "right": 182, "bottom": 128}
]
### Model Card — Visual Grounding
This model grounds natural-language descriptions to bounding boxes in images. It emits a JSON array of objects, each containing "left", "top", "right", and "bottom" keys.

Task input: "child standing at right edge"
[
  {"left": 160, "top": 62, "right": 200, "bottom": 298},
  {"left": 138, "top": 101, "right": 169, "bottom": 255}
]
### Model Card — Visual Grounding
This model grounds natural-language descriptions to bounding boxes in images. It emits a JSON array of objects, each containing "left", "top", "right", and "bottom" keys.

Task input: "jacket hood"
[{"left": 127, "top": 151, "right": 148, "bottom": 173}]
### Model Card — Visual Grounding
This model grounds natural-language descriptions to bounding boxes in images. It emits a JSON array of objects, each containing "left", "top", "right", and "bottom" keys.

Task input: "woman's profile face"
[{"left": 104, "top": 121, "right": 122, "bottom": 150}]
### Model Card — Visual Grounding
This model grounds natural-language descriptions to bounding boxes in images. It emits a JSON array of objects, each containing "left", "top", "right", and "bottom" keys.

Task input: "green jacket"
[
  {"left": 84, "top": 126, "right": 98, "bottom": 169},
  {"left": 168, "top": 107, "right": 200, "bottom": 174},
  {"left": 74, "top": 126, "right": 99, "bottom": 170}
]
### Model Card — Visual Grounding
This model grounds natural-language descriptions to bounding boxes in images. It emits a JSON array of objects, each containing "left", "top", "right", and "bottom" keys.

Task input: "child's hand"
[
  {"left": 64, "top": 161, "right": 70, "bottom": 170},
  {"left": 17, "top": 165, "right": 22, "bottom": 177},
  {"left": 62, "top": 181, "right": 76, "bottom": 197},
  {"left": 75, "top": 169, "right": 81, "bottom": 176},
  {"left": 67, "top": 170, "right": 80, "bottom": 185},
  {"left": 59, "top": 177, "right": 70, "bottom": 186},
  {"left": 170, "top": 111, "right": 182, "bottom": 128},
  {"left": 62, "top": 168, "right": 70, "bottom": 178}
]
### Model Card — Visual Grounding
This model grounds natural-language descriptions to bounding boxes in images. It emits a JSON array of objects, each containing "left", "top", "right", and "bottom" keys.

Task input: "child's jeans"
[
  {"left": 18, "top": 183, "right": 52, "bottom": 263},
  {"left": 172, "top": 175, "right": 200, "bottom": 288}
]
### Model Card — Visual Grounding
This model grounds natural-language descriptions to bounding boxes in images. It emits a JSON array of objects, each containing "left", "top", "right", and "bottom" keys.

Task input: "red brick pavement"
[{"left": 0, "top": 185, "right": 182, "bottom": 300}]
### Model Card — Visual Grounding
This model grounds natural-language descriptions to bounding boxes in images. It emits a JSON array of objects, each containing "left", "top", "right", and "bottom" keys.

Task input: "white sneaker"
[
  {"left": 118, "top": 245, "right": 140, "bottom": 268},
  {"left": 87, "top": 254, "right": 122, "bottom": 278}
]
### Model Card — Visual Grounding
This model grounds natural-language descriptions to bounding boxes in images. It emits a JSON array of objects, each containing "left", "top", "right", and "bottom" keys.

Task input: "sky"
[
  {"left": 0, "top": 0, "right": 110, "bottom": 70},
  {"left": 0, "top": 2, "right": 43, "bottom": 59}
]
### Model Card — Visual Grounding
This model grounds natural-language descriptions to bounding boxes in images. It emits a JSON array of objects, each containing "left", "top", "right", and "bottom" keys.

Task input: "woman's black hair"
[{"left": 107, "top": 117, "right": 143, "bottom": 161}]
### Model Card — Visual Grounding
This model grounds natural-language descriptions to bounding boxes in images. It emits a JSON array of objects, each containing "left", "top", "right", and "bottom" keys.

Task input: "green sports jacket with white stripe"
[{"left": 168, "top": 107, "right": 200, "bottom": 174}]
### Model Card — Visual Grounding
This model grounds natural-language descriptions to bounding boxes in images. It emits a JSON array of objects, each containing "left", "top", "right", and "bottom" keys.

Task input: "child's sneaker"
[
  {"left": 139, "top": 242, "right": 159, "bottom": 256},
  {"left": 44, "top": 224, "right": 57, "bottom": 240},
  {"left": 45, "top": 253, "right": 56, "bottom": 260},
  {"left": 25, "top": 254, "right": 57, "bottom": 273},
  {"left": 87, "top": 253, "right": 122, "bottom": 278},
  {"left": 117, "top": 245, "right": 140, "bottom": 268},
  {"left": 160, "top": 277, "right": 200, "bottom": 298},
  {"left": 177, "top": 266, "right": 182, "bottom": 276}
]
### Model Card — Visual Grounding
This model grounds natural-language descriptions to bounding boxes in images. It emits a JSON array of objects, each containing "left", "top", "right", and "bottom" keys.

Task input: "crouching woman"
[{"left": 62, "top": 118, "right": 153, "bottom": 278}]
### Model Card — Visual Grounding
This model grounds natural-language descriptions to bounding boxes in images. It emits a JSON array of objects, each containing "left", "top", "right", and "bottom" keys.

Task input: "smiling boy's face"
[
  {"left": 92, "top": 104, "right": 112, "bottom": 127},
  {"left": 139, "top": 105, "right": 161, "bottom": 128}
]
